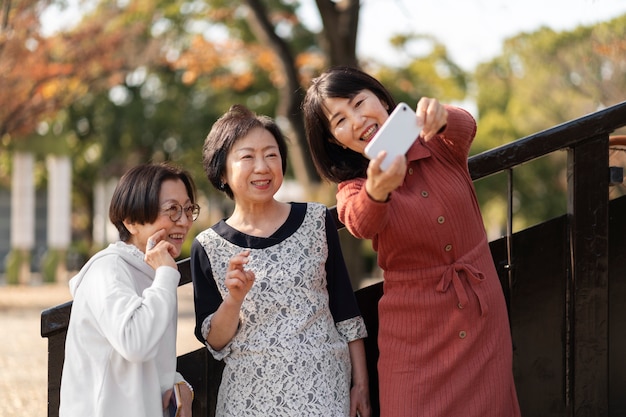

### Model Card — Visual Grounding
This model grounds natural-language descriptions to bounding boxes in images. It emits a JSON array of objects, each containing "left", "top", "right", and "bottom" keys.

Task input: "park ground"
[{"left": 0, "top": 281, "right": 200, "bottom": 417}]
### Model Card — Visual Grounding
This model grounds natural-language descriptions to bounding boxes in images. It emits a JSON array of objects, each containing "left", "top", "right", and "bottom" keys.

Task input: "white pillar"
[
  {"left": 93, "top": 180, "right": 107, "bottom": 246},
  {"left": 47, "top": 155, "right": 72, "bottom": 282},
  {"left": 46, "top": 155, "right": 72, "bottom": 249},
  {"left": 93, "top": 178, "right": 118, "bottom": 246},
  {"left": 11, "top": 152, "right": 35, "bottom": 284}
]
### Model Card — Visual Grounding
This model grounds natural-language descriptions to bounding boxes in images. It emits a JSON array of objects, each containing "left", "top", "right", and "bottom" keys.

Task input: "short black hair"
[
  {"left": 109, "top": 162, "right": 197, "bottom": 241},
  {"left": 202, "top": 104, "right": 289, "bottom": 200}
]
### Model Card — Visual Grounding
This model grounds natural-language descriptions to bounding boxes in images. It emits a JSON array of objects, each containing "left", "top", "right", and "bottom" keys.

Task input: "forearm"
[
  {"left": 437, "top": 105, "right": 477, "bottom": 157},
  {"left": 348, "top": 339, "right": 369, "bottom": 388},
  {"left": 337, "top": 180, "right": 389, "bottom": 239},
  {"left": 348, "top": 338, "right": 371, "bottom": 417},
  {"left": 205, "top": 295, "right": 243, "bottom": 351}
]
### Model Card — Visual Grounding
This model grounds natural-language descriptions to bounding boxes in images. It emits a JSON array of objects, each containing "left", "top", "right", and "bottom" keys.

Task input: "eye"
[{"left": 355, "top": 98, "right": 364, "bottom": 107}]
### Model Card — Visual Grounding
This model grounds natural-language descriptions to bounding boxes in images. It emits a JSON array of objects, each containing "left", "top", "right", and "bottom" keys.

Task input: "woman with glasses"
[
  {"left": 59, "top": 162, "right": 198, "bottom": 417},
  {"left": 191, "top": 105, "right": 370, "bottom": 417}
]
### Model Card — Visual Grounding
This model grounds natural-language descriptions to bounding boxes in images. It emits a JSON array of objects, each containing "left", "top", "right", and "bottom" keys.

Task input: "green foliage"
[
  {"left": 373, "top": 34, "right": 468, "bottom": 104},
  {"left": 473, "top": 14, "right": 626, "bottom": 230},
  {"left": 41, "top": 248, "right": 63, "bottom": 283},
  {"left": 7, "top": 1, "right": 623, "bottom": 280},
  {"left": 4, "top": 249, "right": 30, "bottom": 285},
  {"left": 476, "top": 14, "right": 626, "bottom": 139}
]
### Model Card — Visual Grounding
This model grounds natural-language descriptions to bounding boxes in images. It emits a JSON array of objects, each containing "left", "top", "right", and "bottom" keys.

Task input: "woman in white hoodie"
[{"left": 59, "top": 163, "right": 198, "bottom": 417}]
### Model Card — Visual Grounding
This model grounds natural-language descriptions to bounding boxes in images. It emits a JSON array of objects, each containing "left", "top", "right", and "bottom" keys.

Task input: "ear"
[{"left": 123, "top": 219, "right": 138, "bottom": 236}]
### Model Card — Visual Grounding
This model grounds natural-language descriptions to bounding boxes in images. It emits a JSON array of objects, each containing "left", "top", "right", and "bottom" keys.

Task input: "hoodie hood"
[{"left": 69, "top": 241, "right": 155, "bottom": 297}]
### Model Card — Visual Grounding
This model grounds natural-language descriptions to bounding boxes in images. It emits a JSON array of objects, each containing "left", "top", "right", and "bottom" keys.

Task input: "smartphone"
[
  {"left": 168, "top": 383, "right": 181, "bottom": 417},
  {"left": 364, "top": 102, "right": 422, "bottom": 170}
]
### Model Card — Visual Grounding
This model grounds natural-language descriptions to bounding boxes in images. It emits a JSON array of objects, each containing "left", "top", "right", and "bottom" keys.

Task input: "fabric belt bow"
[{"left": 436, "top": 263, "right": 488, "bottom": 316}]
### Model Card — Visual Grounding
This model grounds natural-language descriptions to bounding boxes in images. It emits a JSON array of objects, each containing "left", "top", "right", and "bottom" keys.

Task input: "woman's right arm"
[
  {"left": 337, "top": 179, "right": 391, "bottom": 240},
  {"left": 203, "top": 250, "right": 255, "bottom": 351}
]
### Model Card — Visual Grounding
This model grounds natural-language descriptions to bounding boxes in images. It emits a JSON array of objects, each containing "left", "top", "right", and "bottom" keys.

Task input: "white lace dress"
[{"left": 191, "top": 202, "right": 367, "bottom": 417}]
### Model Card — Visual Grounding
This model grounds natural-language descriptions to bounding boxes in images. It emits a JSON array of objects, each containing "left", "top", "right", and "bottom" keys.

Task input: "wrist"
[
  {"left": 352, "top": 379, "right": 369, "bottom": 389},
  {"left": 366, "top": 190, "right": 390, "bottom": 203}
]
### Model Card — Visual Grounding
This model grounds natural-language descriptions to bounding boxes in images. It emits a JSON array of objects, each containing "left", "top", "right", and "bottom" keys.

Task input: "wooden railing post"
[{"left": 567, "top": 136, "right": 610, "bottom": 416}]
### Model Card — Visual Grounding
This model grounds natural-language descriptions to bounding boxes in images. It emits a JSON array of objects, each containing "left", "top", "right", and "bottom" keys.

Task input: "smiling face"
[
  {"left": 222, "top": 127, "right": 284, "bottom": 206},
  {"left": 126, "top": 178, "right": 193, "bottom": 257},
  {"left": 324, "top": 89, "right": 390, "bottom": 155}
]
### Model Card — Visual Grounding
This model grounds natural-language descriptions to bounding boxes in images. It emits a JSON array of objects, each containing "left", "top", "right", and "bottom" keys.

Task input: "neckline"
[{"left": 212, "top": 202, "right": 308, "bottom": 249}]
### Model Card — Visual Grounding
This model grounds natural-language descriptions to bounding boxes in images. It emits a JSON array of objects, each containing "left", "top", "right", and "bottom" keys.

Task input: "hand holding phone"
[
  {"left": 168, "top": 382, "right": 182, "bottom": 417},
  {"left": 364, "top": 102, "right": 422, "bottom": 170}
]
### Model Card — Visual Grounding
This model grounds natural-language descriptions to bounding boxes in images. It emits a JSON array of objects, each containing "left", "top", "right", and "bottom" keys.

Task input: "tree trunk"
[
  {"left": 315, "top": 0, "right": 364, "bottom": 284},
  {"left": 243, "top": 0, "right": 320, "bottom": 190},
  {"left": 315, "top": 0, "right": 360, "bottom": 67},
  {"left": 243, "top": 0, "right": 367, "bottom": 284}
]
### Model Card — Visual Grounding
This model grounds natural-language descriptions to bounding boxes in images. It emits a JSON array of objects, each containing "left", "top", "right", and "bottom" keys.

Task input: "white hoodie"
[{"left": 59, "top": 241, "right": 184, "bottom": 417}]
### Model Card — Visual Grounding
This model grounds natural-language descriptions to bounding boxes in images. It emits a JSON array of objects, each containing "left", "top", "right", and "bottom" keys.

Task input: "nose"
[
  {"left": 176, "top": 211, "right": 192, "bottom": 227},
  {"left": 254, "top": 156, "right": 270, "bottom": 172},
  {"left": 351, "top": 110, "right": 366, "bottom": 131}
]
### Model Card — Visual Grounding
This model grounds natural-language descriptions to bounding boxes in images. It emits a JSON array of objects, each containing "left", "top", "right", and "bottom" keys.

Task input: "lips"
[{"left": 360, "top": 124, "right": 378, "bottom": 142}]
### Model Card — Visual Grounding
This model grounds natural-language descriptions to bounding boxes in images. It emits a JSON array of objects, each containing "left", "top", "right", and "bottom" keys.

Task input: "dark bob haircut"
[
  {"left": 302, "top": 66, "right": 396, "bottom": 183},
  {"left": 109, "top": 162, "right": 197, "bottom": 242},
  {"left": 202, "top": 104, "right": 289, "bottom": 200}
]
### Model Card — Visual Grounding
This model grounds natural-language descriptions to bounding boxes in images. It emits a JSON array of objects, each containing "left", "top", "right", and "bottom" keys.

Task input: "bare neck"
[{"left": 226, "top": 200, "right": 292, "bottom": 238}]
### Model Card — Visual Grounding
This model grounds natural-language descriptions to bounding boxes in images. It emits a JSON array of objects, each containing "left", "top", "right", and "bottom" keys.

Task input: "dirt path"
[{"left": 0, "top": 283, "right": 201, "bottom": 417}]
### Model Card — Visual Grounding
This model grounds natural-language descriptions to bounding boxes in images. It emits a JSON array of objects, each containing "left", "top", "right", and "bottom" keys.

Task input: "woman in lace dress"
[
  {"left": 190, "top": 105, "right": 370, "bottom": 417},
  {"left": 59, "top": 163, "right": 197, "bottom": 417},
  {"left": 302, "top": 66, "right": 521, "bottom": 417}
]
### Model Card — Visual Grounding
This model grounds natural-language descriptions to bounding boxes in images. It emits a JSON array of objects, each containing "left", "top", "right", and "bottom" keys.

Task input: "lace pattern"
[
  {"left": 196, "top": 203, "right": 357, "bottom": 416},
  {"left": 337, "top": 316, "right": 368, "bottom": 342}
]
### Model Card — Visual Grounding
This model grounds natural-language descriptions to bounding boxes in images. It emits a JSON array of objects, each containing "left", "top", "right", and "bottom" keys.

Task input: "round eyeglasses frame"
[{"left": 160, "top": 203, "right": 200, "bottom": 222}]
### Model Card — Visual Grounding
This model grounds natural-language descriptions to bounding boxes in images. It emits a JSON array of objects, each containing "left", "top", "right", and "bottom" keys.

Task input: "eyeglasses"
[{"left": 160, "top": 203, "right": 200, "bottom": 222}]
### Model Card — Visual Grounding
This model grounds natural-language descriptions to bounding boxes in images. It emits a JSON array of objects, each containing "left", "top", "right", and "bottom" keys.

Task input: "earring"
[{"left": 219, "top": 181, "right": 225, "bottom": 190}]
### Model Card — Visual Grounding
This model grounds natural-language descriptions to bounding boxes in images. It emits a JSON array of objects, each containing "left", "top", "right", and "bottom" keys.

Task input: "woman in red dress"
[{"left": 302, "top": 66, "right": 521, "bottom": 417}]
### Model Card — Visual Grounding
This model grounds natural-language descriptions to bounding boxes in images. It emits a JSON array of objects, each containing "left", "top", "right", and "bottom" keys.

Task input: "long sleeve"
[{"left": 190, "top": 238, "right": 222, "bottom": 344}]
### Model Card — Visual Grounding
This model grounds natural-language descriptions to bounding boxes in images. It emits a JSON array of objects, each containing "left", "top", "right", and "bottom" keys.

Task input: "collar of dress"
[{"left": 406, "top": 137, "right": 432, "bottom": 163}]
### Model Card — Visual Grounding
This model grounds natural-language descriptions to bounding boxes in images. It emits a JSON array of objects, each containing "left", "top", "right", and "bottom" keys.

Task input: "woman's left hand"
[
  {"left": 177, "top": 382, "right": 194, "bottom": 417},
  {"left": 415, "top": 97, "right": 448, "bottom": 141},
  {"left": 162, "top": 382, "right": 194, "bottom": 417},
  {"left": 350, "top": 382, "right": 371, "bottom": 417}
]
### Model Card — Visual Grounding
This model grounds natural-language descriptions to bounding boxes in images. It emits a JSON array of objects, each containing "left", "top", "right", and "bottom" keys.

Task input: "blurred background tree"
[
  {"left": 1, "top": 0, "right": 624, "bottom": 283},
  {"left": 472, "top": 14, "right": 626, "bottom": 236}
]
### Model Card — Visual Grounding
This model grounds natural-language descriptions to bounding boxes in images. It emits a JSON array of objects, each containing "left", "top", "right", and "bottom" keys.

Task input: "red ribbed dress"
[{"left": 337, "top": 106, "right": 521, "bottom": 417}]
